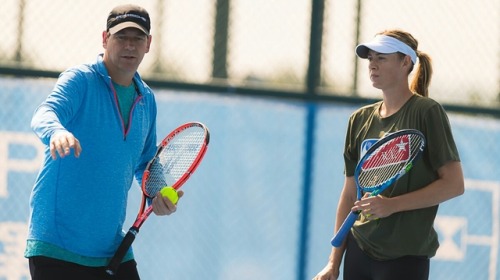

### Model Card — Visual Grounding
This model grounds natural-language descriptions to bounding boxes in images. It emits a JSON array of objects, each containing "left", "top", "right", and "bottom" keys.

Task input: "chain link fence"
[{"left": 1, "top": 0, "right": 498, "bottom": 106}]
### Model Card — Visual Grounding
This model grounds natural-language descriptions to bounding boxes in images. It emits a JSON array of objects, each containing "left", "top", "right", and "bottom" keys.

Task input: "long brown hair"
[{"left": 379, "top": 30, "right": 433, "bottom": 97}]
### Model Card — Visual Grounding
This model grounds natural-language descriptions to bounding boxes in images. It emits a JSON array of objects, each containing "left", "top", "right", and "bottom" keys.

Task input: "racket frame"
[{"left": 106, "top": 122, "right": 209, "bottom": 275}]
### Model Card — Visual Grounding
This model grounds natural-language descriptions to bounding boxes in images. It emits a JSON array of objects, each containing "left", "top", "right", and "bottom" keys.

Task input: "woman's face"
[{"left": 366, "top": 50, "right": 410, "bottom": 90}]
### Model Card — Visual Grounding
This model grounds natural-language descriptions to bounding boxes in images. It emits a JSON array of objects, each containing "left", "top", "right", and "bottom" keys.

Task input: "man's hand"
[
  {"left": 152, "top": 190, "right": 184, "bottom": 216},
  {"left": 50, "top": 131, "right": 82, "bottom": 160}
]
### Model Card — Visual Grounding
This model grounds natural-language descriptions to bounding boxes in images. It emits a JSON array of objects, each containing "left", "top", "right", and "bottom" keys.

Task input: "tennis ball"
[{"left": 160, "top": 186, "right": 178, "bottom": 204}]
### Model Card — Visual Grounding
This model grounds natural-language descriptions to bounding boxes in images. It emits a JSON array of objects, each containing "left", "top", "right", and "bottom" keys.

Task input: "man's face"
[{"left": 102, "top": 28, "right": 152, "bottom": 75}]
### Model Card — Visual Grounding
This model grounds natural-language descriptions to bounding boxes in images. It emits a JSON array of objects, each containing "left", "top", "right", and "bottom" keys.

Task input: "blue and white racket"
[{"left": 330, "top": 129, "right": 426, "bottom": 247}]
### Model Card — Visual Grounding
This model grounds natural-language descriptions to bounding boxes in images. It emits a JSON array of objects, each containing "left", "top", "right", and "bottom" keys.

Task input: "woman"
[{"left": 313, "top": 29, "right": 464, "bottom": 280}]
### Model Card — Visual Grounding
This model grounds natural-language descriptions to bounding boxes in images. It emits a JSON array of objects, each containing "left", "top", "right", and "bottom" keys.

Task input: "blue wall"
[{"left": 0, "top": 77, "right": 499, "bottom": 279}]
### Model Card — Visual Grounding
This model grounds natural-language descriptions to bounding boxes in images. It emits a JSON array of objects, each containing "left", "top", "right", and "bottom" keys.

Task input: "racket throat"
[{"left": 128, "top": 226, "right": 140, "bottom": 236}]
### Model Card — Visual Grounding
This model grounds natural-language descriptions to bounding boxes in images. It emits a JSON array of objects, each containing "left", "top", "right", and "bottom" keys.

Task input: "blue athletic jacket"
[{"left": 28, "top": 54, "right": 157, "bottom": 259}]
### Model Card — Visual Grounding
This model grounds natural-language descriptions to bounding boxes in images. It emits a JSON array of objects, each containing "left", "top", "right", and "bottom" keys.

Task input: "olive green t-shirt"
[{"left": 344, "top": 94, "right": 460, "bottom": 260}]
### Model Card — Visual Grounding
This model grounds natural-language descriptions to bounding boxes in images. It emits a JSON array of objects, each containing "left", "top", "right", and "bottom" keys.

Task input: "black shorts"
[
  {"left": 343, "top": 233, "right": 430, "bottom": 280},
  {"left": 29, "top": 256, "right": 140, "bottom": 280}
]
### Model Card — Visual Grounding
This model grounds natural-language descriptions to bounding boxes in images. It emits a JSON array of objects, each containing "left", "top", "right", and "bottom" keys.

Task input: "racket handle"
[
  {"left": 330, "top": 211, "right": 359, "bottom": 247},
  {"left": 105, "top": 227, "right": 139, "bottom": 276}
]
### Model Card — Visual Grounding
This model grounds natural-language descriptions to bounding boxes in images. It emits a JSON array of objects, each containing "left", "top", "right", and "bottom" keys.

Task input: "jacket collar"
[{"left": 95, "top": 54, "right": 145, "bottom": 95}]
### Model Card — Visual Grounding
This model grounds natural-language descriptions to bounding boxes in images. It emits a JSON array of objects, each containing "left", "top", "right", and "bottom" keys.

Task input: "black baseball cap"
[{"left": 106, "top": 4, "right": 151, "bottom": 35}]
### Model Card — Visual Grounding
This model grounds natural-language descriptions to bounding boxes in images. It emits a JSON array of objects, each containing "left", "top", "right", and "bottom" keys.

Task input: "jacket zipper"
[
  {"left": 124, "top": 96, "right": 143, "bottom": 140},
  {"left": 110, "top": 80, "right": 143, "bottom": 141}
]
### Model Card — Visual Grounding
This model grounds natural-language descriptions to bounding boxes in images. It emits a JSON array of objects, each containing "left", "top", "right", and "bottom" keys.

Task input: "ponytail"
[
  {"left": 410, "top": 51, "right": 433, "bottom": 97},
  {"left": 380, "top": 30, "right": 433, "bottom": 97}
]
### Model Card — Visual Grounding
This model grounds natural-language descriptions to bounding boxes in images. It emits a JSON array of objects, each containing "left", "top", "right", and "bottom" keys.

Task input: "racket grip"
[
  {"left": 105, "top": 228, "right": 139, "bottom": 276},
  {"left": 330, "top": 211, "right": 359, "bottom": 247}
]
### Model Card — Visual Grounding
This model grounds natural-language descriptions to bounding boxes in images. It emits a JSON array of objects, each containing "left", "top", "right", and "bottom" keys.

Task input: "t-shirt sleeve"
[
  {"left": 343, "top": 114, "right": 359, "bottom": 177},
  {"left": 421, "top": 103, "right": 460, "bottom": 171}
]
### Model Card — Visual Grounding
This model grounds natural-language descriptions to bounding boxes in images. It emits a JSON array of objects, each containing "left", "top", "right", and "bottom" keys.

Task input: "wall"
[{"left": 0, "top": 77, "right": 499, "bottom": 279}]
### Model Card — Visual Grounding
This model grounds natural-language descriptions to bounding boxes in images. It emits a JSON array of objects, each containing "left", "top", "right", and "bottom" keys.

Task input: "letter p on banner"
[{"left": 0, "top": 131, "right": 45, "bottom": 198}]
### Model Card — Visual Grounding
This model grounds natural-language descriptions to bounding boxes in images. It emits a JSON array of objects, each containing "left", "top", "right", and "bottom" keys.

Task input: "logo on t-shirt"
[{"left": 360, "top": 138, "right": 377, "bottom": 159}]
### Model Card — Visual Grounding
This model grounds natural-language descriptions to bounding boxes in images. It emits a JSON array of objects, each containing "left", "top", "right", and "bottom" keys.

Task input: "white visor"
[{"left": 355, "top": 35, "right": 417, "bottom": 64}]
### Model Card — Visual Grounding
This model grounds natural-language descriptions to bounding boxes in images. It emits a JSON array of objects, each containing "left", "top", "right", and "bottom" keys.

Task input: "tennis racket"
[
  {"left": 106, "top": 122, "right": 210, "bottom": 275},
  {"left": 330, "top": 129, "right": 425, "bottom": 247}
]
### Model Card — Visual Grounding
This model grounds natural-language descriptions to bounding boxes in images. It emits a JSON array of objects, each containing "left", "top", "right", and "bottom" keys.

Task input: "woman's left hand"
[{"left": 352, "top": 194, "right": 394, "bottom": 220}]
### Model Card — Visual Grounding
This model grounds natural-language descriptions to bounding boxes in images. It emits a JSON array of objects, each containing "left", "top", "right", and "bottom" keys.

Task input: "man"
[{"left": 26, "top": 4, "right": 181, "bottom": 280}]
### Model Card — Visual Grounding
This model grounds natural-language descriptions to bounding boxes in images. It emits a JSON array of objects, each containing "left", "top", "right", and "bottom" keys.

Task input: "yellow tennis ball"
[{"left": 160, "top": 186, "right": 178, "bottom": 204}]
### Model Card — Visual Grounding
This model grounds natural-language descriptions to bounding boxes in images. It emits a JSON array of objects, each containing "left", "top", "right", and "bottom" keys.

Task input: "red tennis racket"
[{"left": 106, "top": 122, "right": 210, "bottom": 275}]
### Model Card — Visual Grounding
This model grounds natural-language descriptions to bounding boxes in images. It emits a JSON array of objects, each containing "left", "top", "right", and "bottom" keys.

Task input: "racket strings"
[
  {"left": 358, "top": 134, "right": 423, "bottom": 191},
  {"left": 145, "top": 127, "right": 206, "bottom": 196}
]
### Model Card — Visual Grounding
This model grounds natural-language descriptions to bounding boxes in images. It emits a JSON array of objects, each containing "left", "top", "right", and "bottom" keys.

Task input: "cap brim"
[
  {"left": 355, "top": 43, "right": 397, "bottom": 58},
  {"left": 109, "top": 22, "right": 149, "bottom": 35}
]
